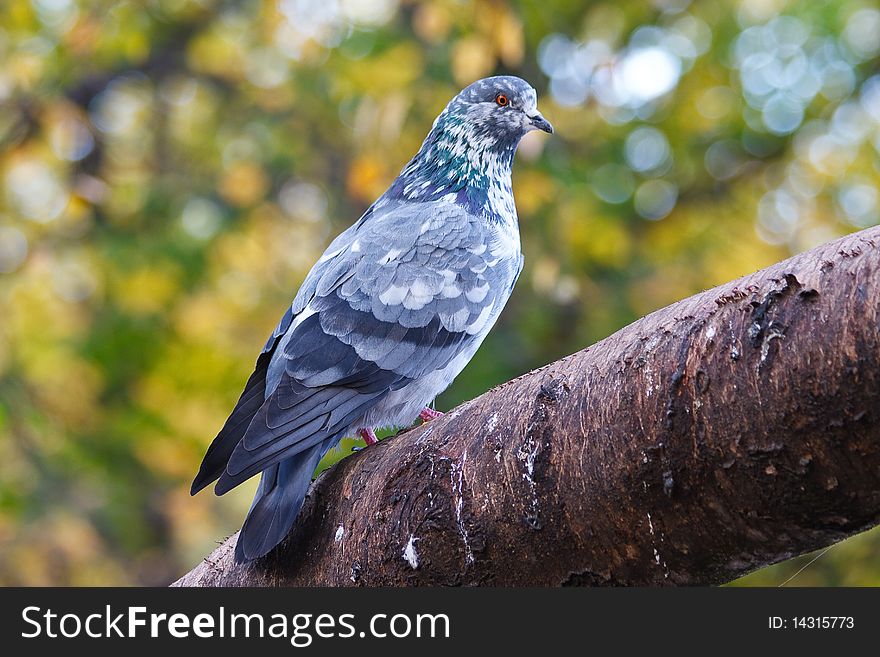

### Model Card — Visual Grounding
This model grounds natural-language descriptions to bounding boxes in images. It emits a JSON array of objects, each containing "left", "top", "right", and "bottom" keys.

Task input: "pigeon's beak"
[{"left": 526, "top": 111, "right": 554, "bottom": 134}]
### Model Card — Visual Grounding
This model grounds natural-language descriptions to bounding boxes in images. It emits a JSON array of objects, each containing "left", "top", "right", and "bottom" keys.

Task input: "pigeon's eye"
[{"left": 495, "top": 94, "right": 509, "bottom": 107}]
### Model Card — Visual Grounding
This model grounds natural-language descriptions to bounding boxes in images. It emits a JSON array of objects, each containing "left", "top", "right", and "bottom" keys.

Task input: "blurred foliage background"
[{"left": 0, "top": 0, "right": 878, "bottom": 586}]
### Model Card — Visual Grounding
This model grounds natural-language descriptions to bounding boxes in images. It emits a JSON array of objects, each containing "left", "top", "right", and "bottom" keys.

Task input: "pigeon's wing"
[
  {"left": 190, "top": 307, "right": 294, "bottom": 495},
  {"left": 213, "top": 200, "right": 521, "bottom": 494},
  {"left": 190, "top": 207, "right": 376, "bottom": 496}
]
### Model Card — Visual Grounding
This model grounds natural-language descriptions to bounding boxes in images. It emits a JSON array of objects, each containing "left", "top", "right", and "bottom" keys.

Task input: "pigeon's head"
[
  {"left": 442, "top": 76, "right": 554, "bottom": 146},
  {"left": 388, "top": 76, "right": 551, "bottom": 210}
]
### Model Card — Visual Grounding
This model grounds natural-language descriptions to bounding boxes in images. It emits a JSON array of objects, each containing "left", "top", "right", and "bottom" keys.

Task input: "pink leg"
[
  {"left": 419, "top": 406, "right": 444, "bottom": 422},
  {"left": 357, "top": 427, "right": 378, "bottom": 446}
]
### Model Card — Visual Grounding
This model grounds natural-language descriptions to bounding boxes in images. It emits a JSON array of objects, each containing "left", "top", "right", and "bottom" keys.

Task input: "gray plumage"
[{"left": 191, "top": 76, "right": 553, "bottom": 562}]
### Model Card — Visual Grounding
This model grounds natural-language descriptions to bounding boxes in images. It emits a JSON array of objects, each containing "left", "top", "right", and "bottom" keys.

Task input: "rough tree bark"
[{"left": 174, "top": 226, "right": 880, "bottom": 587}]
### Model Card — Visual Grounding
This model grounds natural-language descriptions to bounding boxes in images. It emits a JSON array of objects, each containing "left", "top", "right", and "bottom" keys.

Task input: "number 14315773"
[{"left": 769, "top": 617, "right": 854, "bottom": 629}]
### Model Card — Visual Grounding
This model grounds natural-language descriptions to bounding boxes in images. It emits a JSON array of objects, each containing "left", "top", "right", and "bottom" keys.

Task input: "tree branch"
[{"left": 173, "top": 226, "right": 880, "bottom": 586}]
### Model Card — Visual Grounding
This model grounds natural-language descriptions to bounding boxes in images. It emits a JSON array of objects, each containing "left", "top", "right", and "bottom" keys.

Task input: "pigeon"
[{"left": 191, "top": 76, "right": 553, "bottom": 563}]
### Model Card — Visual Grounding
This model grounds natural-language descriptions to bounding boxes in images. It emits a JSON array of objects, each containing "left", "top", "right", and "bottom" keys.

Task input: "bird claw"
[
  {"left": 356, "top": 427, "right": 378, "bottom": 446},
  {"left": 419, "top": 407, "right": 444, "bottom": 422}
]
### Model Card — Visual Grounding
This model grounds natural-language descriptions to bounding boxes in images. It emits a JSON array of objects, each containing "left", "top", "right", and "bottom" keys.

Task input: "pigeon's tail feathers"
[
  {"left": 234, "top": 436, "right": 336, "bottom": 563},
  {"left": 190, "top": 363, "right": 268, "bottom": 496}
]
